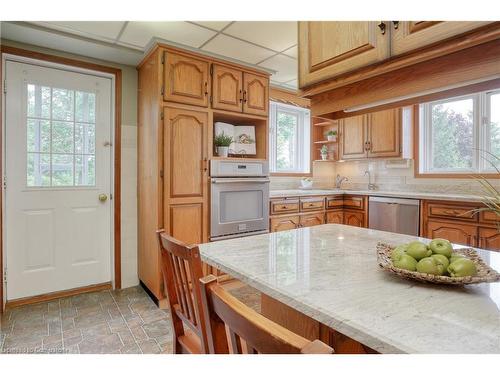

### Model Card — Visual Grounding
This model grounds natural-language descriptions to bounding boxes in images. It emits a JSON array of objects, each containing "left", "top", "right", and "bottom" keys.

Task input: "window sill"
[{"left": 414, "top": 172, "right": 500, "bottom": 179}]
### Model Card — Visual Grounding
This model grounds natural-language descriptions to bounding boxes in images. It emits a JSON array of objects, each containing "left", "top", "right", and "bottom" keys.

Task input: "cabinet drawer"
[
  {"left": 427, "top": 203, "right": 477, "bottom": 222},
  {"left": 270, "top": 215, "right": 300, "bottom": 232},
  {"left": 299, "top": 213, "right": 325, "bottom": 227},
  {"left": 480, "top": 210, "right": 499, "bottom": 225},
  {"left": 343, "top": 196, "right": 365, "bottom": 210},
  {"left": 271, "top": 200, "right": 299, "bottom": 214},
  {"left": 326, "top": 196, "right": 344, "bottom": 209},
  {"left": 300, "top": 197, "right": 325, "bottom": 211}
]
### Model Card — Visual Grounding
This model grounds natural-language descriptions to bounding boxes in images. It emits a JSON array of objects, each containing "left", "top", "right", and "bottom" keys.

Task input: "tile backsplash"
[{"left": 270, "top": 159, "right": 499, "bottom": 196}]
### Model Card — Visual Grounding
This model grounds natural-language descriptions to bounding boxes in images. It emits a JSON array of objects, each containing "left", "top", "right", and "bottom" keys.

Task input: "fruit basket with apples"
[{"left": 377, "top": 239, "right": 500, "bottom": 285}]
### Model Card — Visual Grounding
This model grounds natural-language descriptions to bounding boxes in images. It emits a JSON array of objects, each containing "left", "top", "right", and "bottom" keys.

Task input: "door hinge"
[
  {"left": 3, "top": 176, "right": 6, "bottom": 190},
  {"left": 161, "top": 53, "right": 165, "bottom": 65},
  {"left": 3, "top": 79, "right": 6, "bottom": 94},
  {"left": 110, "top": 194, "right": 113, "bottom": 200},
  {"left": 160, "top": 85, "right": 164, "bottom": 96},
  {"left": 3, "top": 268, "right": 7, "bottom": 284},
  {"left": 210, "top": 64, "right": 213, "bottom": 75}
]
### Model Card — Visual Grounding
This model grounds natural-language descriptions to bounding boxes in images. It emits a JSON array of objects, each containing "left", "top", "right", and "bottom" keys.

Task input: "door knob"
[{"left": 99, "top": 194, "right": 108, "bottom": 202}]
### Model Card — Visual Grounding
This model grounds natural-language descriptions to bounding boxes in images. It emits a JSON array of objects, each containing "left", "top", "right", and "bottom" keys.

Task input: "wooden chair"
[
  {"left": 199, "top": 274, "right": 334, "bottom": 354},
  {"left": 157, "top": 230, "right": 208, "bottom": 354}
]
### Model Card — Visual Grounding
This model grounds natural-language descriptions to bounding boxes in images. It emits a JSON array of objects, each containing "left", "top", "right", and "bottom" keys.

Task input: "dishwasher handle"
[{"left": 369, "top": 196, "right": 420, "bottom": 206}]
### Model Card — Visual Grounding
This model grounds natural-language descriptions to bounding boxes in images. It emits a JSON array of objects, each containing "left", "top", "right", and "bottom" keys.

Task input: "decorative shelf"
[
  {"left": 314, "top": 140, "right": 338, "bottom": 144},
  {"left": 313, "top": 121, "right": 337, "bottom": 127}
]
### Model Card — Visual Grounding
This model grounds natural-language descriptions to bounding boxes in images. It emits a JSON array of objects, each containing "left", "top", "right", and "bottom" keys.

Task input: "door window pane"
[
  {"left": 52, "top": 88, "right": 74, "bottom": 121},
  {"left": 276, "top": 111, "right": 298, "bottom": 171},
  {"left": 52, "top": 121, "right": 74, "bottom": 153},
  {"left": 27, "top": 119, "right": 51, "bottom": 153},
  {"left": 25, "top": 84, "right": 97, "bottom": 187},
  {"left": 75, "top": 155, "right": 95, "bottom": 186},
  {"left": 430, "top": 98, "right": 474, "bottom": 170},
  {"left": 27, "top": 84, "right": 51, "bottom": 119}
]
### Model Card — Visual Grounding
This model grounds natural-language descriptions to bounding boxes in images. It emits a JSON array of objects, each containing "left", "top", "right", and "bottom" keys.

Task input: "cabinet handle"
[
  {"left": 202, "top": 157, "right": 208, "bottom": 172},
  {"left": 243, "top": 90, "right": 247, "bottom": 103},
  {"left": 204, "top": 82, "right": 208, "bottom": 96},
  {"left": 367, "top": 141, "right": 371, "bottom": 151},
  {"left": 378, "top": 22, "right": 386, "bottom": 35},
  {"left": 239, "top": 89, "right": 243, "bottom": 103},
  {"left": 393, "top": 21, "right": 399, "bottom": 30}
]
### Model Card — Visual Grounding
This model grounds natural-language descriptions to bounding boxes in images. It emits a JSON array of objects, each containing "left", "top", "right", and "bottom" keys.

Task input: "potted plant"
[
  {"left": 326, "top": 130, "right": 337, "bottom": 142},
  {"left": 320, "top": 145, "right": 328, "bottom": 161},
  {"left": 214, "top": 132, "right": 233, "bottom": 157},
  {"left": 472, "top": 151, "right": 500, "bottom": 232}
]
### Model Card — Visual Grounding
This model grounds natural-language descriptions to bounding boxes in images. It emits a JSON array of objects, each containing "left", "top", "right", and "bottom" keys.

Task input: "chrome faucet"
[
  {"left": 364, "top": 170, "right": 377, "bottom": 190},
  {"left": 335, "top": 174, "right": 348, "bottom": 189}
]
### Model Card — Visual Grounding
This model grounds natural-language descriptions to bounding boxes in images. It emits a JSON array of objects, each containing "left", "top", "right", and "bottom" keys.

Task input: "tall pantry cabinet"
[{"left": 137, "top": 44, "right": 269, "bottom": 305}]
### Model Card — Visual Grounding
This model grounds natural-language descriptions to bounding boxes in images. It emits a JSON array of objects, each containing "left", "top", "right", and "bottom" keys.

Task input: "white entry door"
[{"left": 4, "top": 60, "right": 113, "bottom": 300}]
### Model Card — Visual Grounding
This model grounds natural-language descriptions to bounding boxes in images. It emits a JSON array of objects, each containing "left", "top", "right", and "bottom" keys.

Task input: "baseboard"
[{"left": 5, "top": 282, "right": 112, "bottom": 309}]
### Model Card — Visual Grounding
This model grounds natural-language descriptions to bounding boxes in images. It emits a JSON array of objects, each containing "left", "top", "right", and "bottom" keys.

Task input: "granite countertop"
[
  {"left": 270, "top": 188, "right": 486, "bottom": 202},
  {"left": 198, "top": 224, "right": 500, "bottom": 353}
]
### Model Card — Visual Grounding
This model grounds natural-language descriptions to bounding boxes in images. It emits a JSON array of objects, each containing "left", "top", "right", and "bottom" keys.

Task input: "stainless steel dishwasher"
[{"left": 368, "top": 196, "right": 420, "bottom": 235}]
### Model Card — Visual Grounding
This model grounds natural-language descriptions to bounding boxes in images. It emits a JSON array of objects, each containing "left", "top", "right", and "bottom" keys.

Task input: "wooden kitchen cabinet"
[
  {"left": 163, "top": 51, "right": 209, "bottom": 107},
  {"left": 298, "top": 21, "right": 390, "bottom": 87},
  {"left": 390, "top": 21, "right": 492, "bottom": 56},
  {"left": 243, "top": 72, "right": 268, "bottom": 116},
  {"left": 425, "top": 220, "right": 477, "bottom": 247},
  {"left": 340, "top": 109, "right": 401, "bottom": 160},
  {"left": 340, "top": 115, "right": 367, "bottom": 160},
  {"left": 326, "top": 210, "right": 343, "bottom": 224},
  {"left": 343, "top": 210, "right": 365, "bottom": 228},
  {"left": 478, "top": 227, "right": 500, "bottom": 252},
  {"left": 367, "top": 108, "right": 401, "bottom": 158},
  {"left": 271, "top": 215, "right": 300, "bottom": 232},
  {"left": 163, "top": 106, "right": 209, "bottom": 244},
  {"left": 300, "top": 213, "right": 325, "bottom": 227},
  {"left": 211, "top": 64, "right": 243, "bottom": 112}
]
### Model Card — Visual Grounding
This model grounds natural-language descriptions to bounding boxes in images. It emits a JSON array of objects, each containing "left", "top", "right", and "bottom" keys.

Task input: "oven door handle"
[{"left": 211, "top": 178, "right": 270, "bottom": 184}]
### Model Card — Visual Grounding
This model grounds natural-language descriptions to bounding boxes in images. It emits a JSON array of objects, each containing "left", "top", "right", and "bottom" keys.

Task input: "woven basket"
[{"left": 377, "top": 242, "right": 500, "bottom": 285}]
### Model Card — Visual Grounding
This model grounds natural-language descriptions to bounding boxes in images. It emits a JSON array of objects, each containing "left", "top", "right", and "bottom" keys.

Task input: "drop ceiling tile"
[
  {"left": 201, "top": 34, "right": 275, "bottom": 65},
  {"left": 224, "top": 21, "right": 297, "bottom": 52},
  {"left": 258, "top": 54, "right": 297, "bottom": 83},
  {"left": 38, "top": 21, "right": 125, "bottom": 40},
  {"left": 192, "top": 21, "right": 232, "bottom": 31},
  {"left": 282, "top": 45, "right": 298, "bottom": 58},
  {"left": 120, "top": 21, "right": 216, "bottom": 48}
]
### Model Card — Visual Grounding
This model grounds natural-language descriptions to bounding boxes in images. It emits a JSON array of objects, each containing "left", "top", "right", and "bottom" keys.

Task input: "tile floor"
[{"left": 0, "top": 283, "right": 260, "bottom": 354}]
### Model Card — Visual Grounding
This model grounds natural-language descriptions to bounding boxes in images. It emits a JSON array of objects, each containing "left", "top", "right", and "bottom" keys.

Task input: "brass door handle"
[
  {"left": 378, "top": 22, "right": 386, "bottom": 35},
  {"left": 99, "top": 194, "right": 108, "bottom": 203},
  {"left": 239, "top": 89, "right": 243, "bottom": 103}
]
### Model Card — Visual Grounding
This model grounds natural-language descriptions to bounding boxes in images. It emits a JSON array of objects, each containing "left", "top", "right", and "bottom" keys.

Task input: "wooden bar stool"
[
  {"left": 157, "top": 230, "right": 209, "bottom": 354},
  {"left": 199, "top": 274, "right": 334, "bottom": 354}
]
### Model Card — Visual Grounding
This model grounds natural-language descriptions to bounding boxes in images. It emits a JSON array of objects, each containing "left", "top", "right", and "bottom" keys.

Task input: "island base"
[{"left": 261, "top": 294, "right": 378, "bottom": 354}]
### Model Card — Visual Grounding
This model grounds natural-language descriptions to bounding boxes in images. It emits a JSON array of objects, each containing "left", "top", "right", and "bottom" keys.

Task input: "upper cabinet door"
[
  {"left": 163, "top": 106, "right": 208, "bottom": 200},
  {"left": 163, "top": 51, "right": 209, "bottom": 107},
  {"left": 298, "top": 21, "right": 390, "bottom": 88},
  {"left": 243, "top": 73, "right": 269, "bottom": 116},
  {"left": 212, "top": 64, "right": 243, "bottom": 112},
  {"left": 367, "top": 108, "right": 401, "bottom": 158},
  {"left": 340, "top": 115, "right": 367, "bottom": 160},
  {"left": 391, "top": 21, "right": 492, "bottom": 56}
]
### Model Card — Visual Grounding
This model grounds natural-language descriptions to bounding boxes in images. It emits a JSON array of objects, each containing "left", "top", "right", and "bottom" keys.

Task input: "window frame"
[
  {"left": 269, "top": 101, "right": 311, "bottom": 176},
  {"left": 416, "top": 89, "right": 500, "bottom": 178}
]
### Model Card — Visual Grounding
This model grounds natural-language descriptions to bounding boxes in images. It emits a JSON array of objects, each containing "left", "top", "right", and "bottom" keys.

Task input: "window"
[
  {"left": 419, "top": 89, "right": 500, "bottom": 174},
  {"left": 269, "top": 101, "right": 311, "bottom": 174},
  {"left": 26, "top": 83, "right": 96, "bottom": 187}
]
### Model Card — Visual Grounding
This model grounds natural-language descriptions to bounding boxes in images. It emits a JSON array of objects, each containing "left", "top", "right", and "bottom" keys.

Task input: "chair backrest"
[
  {"left": 199, "top": 275, "right": 334, "bottom": 354},
  {"left": 157, "top": 230, "right": 208, "bottom": 353}
]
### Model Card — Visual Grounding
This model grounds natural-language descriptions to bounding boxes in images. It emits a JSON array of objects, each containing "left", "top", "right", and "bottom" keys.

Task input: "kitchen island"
[{"left": 198, "top": 224, "right": 500, "bottom": 354}]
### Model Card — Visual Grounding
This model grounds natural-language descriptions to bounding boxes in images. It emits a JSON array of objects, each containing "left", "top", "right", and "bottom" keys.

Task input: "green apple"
[
  {"left": 392, "top": 253, "right": 418, "bottom": 271},
  {"left": 391, "top": 244, "right": 409, "bottom": 261},
  {"left": 450, "top": 253, "right": 466, "bottom": 263},
  {"left": 448, "top": 258, "right": 477, "bottom": 277},
  {"left": 406, "top": 241, "right": 432, "bottom": 261},
  {"left": 416, "top": 256, "right": 446, "bottom": 275},
  {"left": 431, "top": 254, "right": 450, "bottom": 271},
  {"left": 429, "top": 238, "right": 453, "bottom": 258}
]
